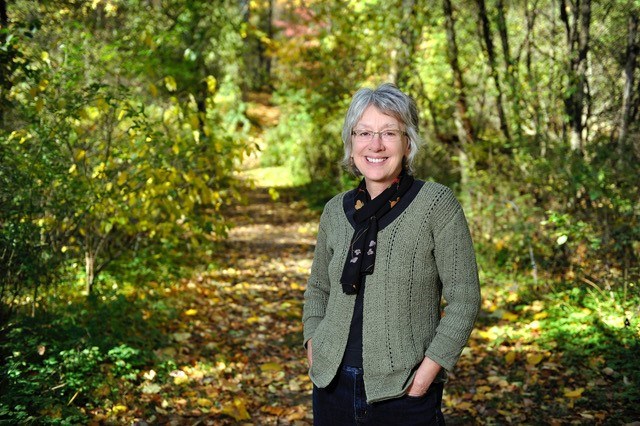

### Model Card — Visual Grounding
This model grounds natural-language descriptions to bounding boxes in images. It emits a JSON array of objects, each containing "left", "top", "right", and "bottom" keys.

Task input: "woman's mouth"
[{"left": 366, "top": 157, "right": 387, "bottom": 164}]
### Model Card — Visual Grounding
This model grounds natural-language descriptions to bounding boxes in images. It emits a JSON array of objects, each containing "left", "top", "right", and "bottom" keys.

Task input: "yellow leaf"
[
  {"left": 149, "top": 83, "right": 158, "bottom": 97},
  {"left": 164, "top": 76, "right": 177, "bottom": 92},
  {"left": 457, "top": 401, "right": 473, "bottom": 411},
  {"left": 260, "top": 362, "right": 283, "bottom": 372},
  {"left": 534, "top": 312, "right": 549, "bottom": 320},
  {"left": 206, "top": 75, "right": 217, "bottom": 93},
  {"left": 505, "top": 351, "right": 516, "bottom": 365},
  {"left": 184, "top": 309, "right": 198, "bottom": 316},
  {"left": 506, "top": 292, "right": 519, "bottom": 303},
  {"left": 288, "top": 379, "right": 301, "bottom": 392},
  {"left": 75, "top": 150, "right": 86, "bottom": 161},
  {"left": 112, "top": 405, "right": 127, "bottom": 414},
  {"left": 117, "top": 172, "right": 128, "bottom": 186},
  {"left": 526, "top": 353, "right": 544, "bottom": 366},
  {"left": 197, "top": 398, "right": 212, "bottom": 407},
  {"left": 564, "top": 387, "right": 585, "bottom": 398},
  {"left": 477, "top": 385, "right": 491, "bottom": 394},
  {"left": 221, "top": 397, "right": 251, "bottom": 421},
  {"left": 502, "top": 311, "right": 518, "bottom": 321},
  {"left": 68, "top": 164, "right": 77, "bottom": 174},
  {"left": 190, "top": 115, "right": 200, "bottom": 130},
  {"left": 173, "top": 375, "right": 189, "bottom": 385},
  {"left": 478, "top": 329, "right": 497, "bottom": 340}
]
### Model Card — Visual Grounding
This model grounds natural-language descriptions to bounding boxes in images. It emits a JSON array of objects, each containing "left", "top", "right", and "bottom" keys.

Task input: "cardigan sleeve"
[
  {"left": 425, "top": 194, "right": 481, "bottom": 371},
  {"left": 302, "top": 207, "right": 333, "bottom": 347}
]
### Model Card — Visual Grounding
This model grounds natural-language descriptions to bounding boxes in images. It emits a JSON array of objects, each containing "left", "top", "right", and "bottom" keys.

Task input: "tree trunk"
[
  {"left": 85, "top": 249, "right": 95, "bottom": 295},
  {"left": 0, "top": 0, "right": 8, "bottom": 125},
  {"left": 618, "top": 12, "right": 638, "bottom": 151},
  {"left": 443, "top": 0, "right": 475, "bottom": 144},
  {"left": 560, "top": 0, "right": 592, "bottom": 153},
  {"left": 0, "top": 0, "right": 7, "bottom": 27},
  {"left": 524, "top": 0, "right": 545, "bottom": 151},
  {"left": 476, "top": 0, "right": 510, "bottom": 142},
  {"left": 497, "top": 0, "right": 524, "bottom": 141},
  {"left": 395, "top": 0, "right": 420, "bottom": 88}
]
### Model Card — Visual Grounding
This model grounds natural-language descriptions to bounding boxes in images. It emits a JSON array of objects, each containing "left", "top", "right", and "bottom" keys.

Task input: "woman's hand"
[
  {"left": 306, "top": 339, "right": 313, "bottom": 368},
  {"left": 407, "top": 357, "right": 441, "bottom": 397}
]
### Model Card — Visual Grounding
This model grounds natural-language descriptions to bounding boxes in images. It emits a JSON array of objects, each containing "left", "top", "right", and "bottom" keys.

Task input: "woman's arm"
[
  {"left": 302, "top": 210, "right": 333, "bottom": 348},
  {"left": 426, "top": 197, "right": 481, "bottom": 372}
]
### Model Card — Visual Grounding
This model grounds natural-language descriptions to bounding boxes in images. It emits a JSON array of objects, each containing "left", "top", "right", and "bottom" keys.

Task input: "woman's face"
[{"left": 351, "top": 105, "right": 409, "bottom": 196}]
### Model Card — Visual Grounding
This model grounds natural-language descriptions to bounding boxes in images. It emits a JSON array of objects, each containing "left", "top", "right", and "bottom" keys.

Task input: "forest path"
[{"left": 149, "top": 181, "right": 319, "bottom": 425}]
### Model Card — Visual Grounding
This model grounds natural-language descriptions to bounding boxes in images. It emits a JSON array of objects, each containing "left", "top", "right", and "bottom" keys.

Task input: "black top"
[{"left": 341, "top": 179, "right": 425, "bottom": 368}]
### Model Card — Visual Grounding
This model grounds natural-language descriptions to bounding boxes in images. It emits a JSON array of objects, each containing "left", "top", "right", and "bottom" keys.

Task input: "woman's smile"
[{"left": 366, "top": 156, "right": 387, "bottom": 163}]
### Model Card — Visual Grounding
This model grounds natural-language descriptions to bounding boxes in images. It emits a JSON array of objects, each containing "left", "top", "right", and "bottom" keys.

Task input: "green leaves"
[{"left": 1, "top": 0, "right": 253, "bottom": 299}]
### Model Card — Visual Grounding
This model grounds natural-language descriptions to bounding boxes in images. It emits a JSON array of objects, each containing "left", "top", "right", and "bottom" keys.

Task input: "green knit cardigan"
[{"left": 302, "top": 181, "right": 481, "bottom": 403}]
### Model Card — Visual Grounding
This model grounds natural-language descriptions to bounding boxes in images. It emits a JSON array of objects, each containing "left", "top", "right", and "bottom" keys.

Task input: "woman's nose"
[{"left": 369, "top": 134, "right": 384, "bottom": 150}]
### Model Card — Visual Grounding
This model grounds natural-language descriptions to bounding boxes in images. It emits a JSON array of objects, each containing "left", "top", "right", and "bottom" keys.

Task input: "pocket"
[{"left": 405, "top": 391, "right": 429, "bottom": 401}]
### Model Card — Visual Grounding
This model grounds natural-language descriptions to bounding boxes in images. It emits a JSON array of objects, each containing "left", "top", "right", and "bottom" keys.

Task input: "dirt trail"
[{"left": 150, "top": 184, "right": 319, "bottom": 425}]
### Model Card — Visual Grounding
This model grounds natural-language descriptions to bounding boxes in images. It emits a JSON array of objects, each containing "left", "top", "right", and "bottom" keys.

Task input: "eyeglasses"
[{"left": 352, "top": 129, "right": 407, "bottom": 142}]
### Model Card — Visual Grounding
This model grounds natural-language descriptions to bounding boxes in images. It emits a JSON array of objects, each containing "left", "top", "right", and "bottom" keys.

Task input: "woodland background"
[{"left": 1, "top": 0, "right": 639, "bottom": 424}]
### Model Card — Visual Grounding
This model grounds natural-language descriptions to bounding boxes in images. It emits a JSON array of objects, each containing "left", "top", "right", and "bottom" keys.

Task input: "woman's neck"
[{"left": 365, "top": 181, "right": 389, "bottom": 199}]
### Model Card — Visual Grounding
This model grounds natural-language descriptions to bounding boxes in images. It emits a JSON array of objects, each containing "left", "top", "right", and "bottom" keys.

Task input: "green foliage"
[
  {"left": 1, "top": 0, "right": 254, "bottom": 309},
  {"left": 0, "top": 284, "right": 174, "bottom": 424},
  {"left": 539, "top": 286, "right": 640, "bottom": 412}
]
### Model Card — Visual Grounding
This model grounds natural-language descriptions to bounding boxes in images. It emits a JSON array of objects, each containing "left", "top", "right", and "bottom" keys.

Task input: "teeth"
[{"left": 366, "top": 157, "right": 386, "bottom": 163}]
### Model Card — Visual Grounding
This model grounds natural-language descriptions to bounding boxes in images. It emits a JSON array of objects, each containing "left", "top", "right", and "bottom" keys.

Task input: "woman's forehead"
[{"left": 356, "top": 106, "right": 401, "bottom": 127}]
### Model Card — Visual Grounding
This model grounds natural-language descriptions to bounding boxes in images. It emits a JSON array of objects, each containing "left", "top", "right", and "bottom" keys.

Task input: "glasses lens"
[
  {"left": 353, "top": 130, "right": 403, "bottom": 142},
  {"left": 382, "top": 131, "right": 399, "bottom": 141}
]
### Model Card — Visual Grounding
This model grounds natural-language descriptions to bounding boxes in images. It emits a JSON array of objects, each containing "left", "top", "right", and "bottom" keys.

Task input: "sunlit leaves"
[{"left": 164, "top": 76, "right": 177, "bottom": 92}]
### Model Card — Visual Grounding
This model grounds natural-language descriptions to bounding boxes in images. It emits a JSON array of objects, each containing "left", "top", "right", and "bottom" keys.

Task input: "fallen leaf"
[
  {"left": 141, "top": 383, "right": 162, "bottom": 394},
  {"left": 172, "top": 332, "right": 191, "bottom": 342},
  {"left": 261, "top": 362, "right": 284, "bottom": 372},
  {"left": 502, "top": 311, "right": 518, "bottom": 321},
  {"left": 112, "top": 405, "right": 127, "bottom": 414},
  {"left": 526, "top": 353, "right": 544, "bottom": 366},
  {"left": 221, "top": 397, "right": 251, "bottom": 421},
  {"left": 505, "top": 351, "right": 516, "bottom": 365},
  {"left": 564, "top": 387, "right": 585, "bottom": 398},
  {"left": 197, "top": 398, "right": 213, "bottom": 407}
]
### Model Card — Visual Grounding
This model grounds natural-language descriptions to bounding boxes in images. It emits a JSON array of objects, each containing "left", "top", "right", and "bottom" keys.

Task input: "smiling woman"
[
  {"left": 302, "top": 83, "right": 481, "bottom": 425},
  {"left": 350, "top": 106, "right": 410, "bottom": 199}
]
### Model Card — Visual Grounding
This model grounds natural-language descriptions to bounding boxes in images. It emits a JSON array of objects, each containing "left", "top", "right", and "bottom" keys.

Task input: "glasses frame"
[{"left": 351, "top": 129, "right": 408, "bottom": 143}]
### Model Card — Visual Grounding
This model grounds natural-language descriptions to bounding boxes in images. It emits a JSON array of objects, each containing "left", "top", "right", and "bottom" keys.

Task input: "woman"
[{"left": 302, "top": 83, "right": 481, "bottom": 425}]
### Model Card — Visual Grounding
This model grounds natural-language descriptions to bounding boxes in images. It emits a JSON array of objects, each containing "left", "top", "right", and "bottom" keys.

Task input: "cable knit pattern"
[{"left": 303, "top": 181, "right": 481, "bottom": 403}]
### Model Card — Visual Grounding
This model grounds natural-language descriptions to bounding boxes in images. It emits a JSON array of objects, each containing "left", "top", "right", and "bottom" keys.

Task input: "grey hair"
[{"left": 341, "top": 83, "right": 422, "bottom": 176}]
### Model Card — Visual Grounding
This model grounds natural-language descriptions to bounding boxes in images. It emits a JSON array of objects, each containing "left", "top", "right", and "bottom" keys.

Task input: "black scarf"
[{"left": 340, "top": 171, "right": 415, "bottom": 294}]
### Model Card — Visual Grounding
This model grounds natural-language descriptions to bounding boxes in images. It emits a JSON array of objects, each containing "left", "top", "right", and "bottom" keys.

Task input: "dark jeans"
[{"left": 312, "top": 365, "right": 446, "bottom": 426}]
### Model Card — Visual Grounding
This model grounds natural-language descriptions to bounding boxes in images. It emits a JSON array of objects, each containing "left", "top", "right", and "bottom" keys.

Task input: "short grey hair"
[{"left": 341, "top": 83, "right": 422, "bottom": 176}]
